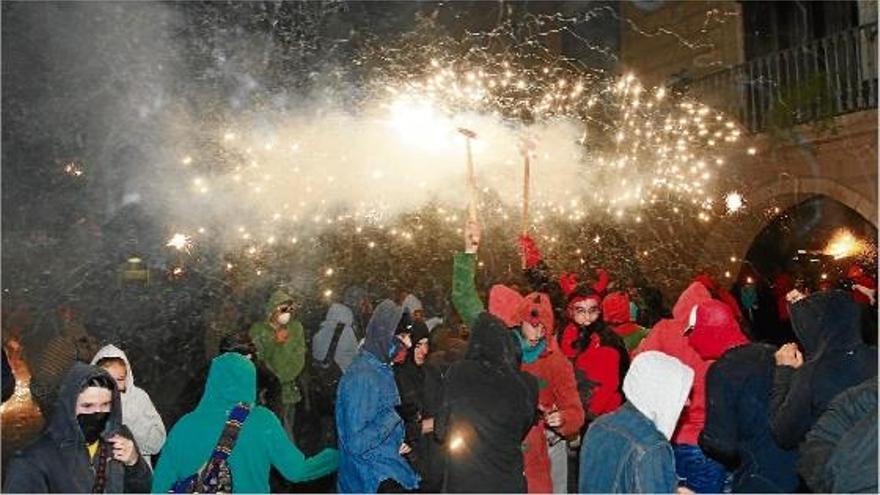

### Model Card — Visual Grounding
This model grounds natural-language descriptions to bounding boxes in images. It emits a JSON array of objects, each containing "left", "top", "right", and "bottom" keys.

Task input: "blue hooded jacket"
[{"left": 335, "top": 300, "right": 420, "bottom": 493}]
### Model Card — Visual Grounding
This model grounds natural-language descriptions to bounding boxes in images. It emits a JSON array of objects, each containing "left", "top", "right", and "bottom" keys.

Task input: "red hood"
[
  {"left": 488, "top": 284, "right": 523, "bottom": 328},
  {"left": 602, "top": 291, "right": 632, "bottom": 324},
  {"left": 693, "top": 273, "right": 716, "bottom": 292},
  {"left": 687, "top": 299, "right": 749, "bottom": 360},
  {"left": 672, "top": 282, "right": 713, "bottom": 321}
]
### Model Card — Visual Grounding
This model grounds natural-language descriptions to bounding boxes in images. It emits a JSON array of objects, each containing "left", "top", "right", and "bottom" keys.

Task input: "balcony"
[{"left": 686, "top": 22, "right": 878, "bottom": 134}]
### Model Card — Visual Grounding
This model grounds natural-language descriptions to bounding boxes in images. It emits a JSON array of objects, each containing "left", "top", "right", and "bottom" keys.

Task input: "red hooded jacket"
[
  {"left": 488, "top": 287, "right": 584, "bottom": 493},
  {"left": 633, "top": 282, "right": 712, "bottom": 446}
]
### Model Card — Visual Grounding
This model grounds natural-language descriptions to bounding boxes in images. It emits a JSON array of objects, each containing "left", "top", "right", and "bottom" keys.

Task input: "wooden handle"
[
  {"left": 465, "top": 138, "right": 478, "bottom": 223},
  {"left": 521, "top": 151, "right": 530, "bottom": 270}
]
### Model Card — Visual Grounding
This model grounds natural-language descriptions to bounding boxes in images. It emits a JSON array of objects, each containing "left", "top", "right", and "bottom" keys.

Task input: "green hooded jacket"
[
  {"left": 151, "top": 353, "right": 338, "bottom": 493},
  {"left": 249, "top": 290, "right": 306, "bottom": 404}
]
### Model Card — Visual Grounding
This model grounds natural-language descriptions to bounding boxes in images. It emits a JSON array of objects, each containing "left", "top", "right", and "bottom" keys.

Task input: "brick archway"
[{"left": 697, "top": 177, "right": 877, "bottom": 276}]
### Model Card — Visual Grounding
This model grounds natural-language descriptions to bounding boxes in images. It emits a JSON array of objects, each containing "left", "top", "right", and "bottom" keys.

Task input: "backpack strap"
[
  {"left": 207, "top": 402, "right": 251, "bottom": 462},
  {"left": 321, "top": 322, "right": 347, "bottom": 367}
]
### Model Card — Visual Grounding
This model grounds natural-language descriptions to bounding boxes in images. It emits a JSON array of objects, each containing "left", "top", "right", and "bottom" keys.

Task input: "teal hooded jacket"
[{"left": 151, "top": 353, "right": 337, "bottom": 493}]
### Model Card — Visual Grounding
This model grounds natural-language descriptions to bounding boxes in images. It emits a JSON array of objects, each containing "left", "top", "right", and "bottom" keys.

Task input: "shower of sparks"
[
  {"left": 824, "top": 229, "right": 867, "bottom": 260},
  {"left": 154, "top": 5, "right": 757, "bottom": 278},
  {"left": 166, "top": 233, "right": 192, "bottom": 252}
]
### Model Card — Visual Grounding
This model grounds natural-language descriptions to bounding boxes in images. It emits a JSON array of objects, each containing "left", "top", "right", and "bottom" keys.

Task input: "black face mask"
[{"left": 77, "top": 412, "right": 110, "bottom": 444}]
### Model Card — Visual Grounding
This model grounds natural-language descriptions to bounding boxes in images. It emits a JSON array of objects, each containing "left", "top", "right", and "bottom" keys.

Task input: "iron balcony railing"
[{"left": 686, "top": 22, "right": 878, "bottom": 133}]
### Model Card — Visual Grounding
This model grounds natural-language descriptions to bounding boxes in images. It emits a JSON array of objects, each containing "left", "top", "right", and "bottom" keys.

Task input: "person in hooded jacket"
[
  {"left": 770, "top": 289, "right": 878, "bottom": 450},
  {"left": 4, "top": 363, "right": 152, "bottom": 493},
  {"left": 151, "top": 353, "right": 338, "bottom": 493},
  {"left": 312, "top": 301, "right": 360, "bottom": 377},
  {"left": 91, "top": 344, "right": 166, "bottom": 468},
  {"left": 602, "top": 291, "right": 650, "bottom": 352},
  {"left": 579, "top": 351, "right": 694, "bottom": 493},
  {"left": 691, "top": 300, "right": 798, "bottom": 493},
  {"left": 798, "top": 377, "right": 877, "bottom": 493},
  {"left": 249, "top": 289, "right": 306, "bottom": 440},
  {"left": 393, "top": 321, "right": 445, "bottom": 493},
  {"left": 335, "top": 300, "right": 420, "bottom": 493},
  {"left": 452, "top": 220, "right": 583, "bottom": 493},
  {"left": 633, "top": 282, "right": 726, "bottom": 493},
  {"left": 435, "top": 311, "right": 539, "bottom": 493}
]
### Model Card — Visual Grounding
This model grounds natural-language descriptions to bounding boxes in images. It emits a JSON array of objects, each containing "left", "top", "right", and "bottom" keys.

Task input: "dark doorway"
[{"left": 739, "top": 195, "right": 877, "bottom": 346}]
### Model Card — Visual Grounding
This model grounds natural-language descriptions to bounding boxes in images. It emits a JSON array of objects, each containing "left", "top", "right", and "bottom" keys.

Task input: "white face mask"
[{"left": 276, "top": 312, "right": 291, "bottom": 325}]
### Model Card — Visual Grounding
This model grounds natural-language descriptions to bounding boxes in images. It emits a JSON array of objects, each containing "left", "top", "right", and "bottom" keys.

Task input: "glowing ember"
[
  {"left": 449, "top": 435, "right": 465, "bottom": 452},
  {"left": 724, "top": 191, "right": 744, "bottom": 213}
]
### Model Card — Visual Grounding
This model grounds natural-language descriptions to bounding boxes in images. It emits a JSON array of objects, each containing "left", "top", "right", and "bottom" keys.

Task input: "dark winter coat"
[
  {"left": 799, "top": 378, "right": 877, "bottom": 493},
  {"left": 394, "top": 357, "right": 444, "bottom": 493},
  {"left": 3, "top": 363, "right": 152, "bottom": 493},
  {"left": 435, "top": 312, "right": 539, "bottom": 493},
  {"left": 700, "top": 344, "right": 799, "bottom": 493},
  {"left": 769, "top": 290, "right": 878, "bottom": 449}
]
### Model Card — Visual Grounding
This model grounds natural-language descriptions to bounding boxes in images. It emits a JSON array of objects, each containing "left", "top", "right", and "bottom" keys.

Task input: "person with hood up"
[
  {"left": 769, "top": 289, "right": 878, "bottom": 450},
  {"left": 691, "top": 300, "right": 799, "bottom": 493},
  {"left": 91, "top": 344, "right": 166, "bottom": 468},
  {"left": 402, "top": 293, "right": 425, "bottom": 324},
  {"left": 335, "top": 300, "right": 420, "bottom": 493},
  {"left": 435, "top": 311, "right": 539, "bottom": 493},
  {"left": 4, "top": 363, "right": 152, "bottom": 493},
  {"left": 451, "top": 220, "right": 583, "bottom": 493},
  {"left": 602, "top": 291, "right": 650, "bottom": 353},
  {"left": 152, "top": 353, "right": 338, "bottom": 493},
  {"left": 393, "top": 321, "right": 445, "bottom": 492},
  {"left": 633, "top": 282, "right": 720, "bottom": 493},
  {"left": 312, "top": 301, "right": 359, "bottom": 376},
  {"left": 798, "top": 377, "right": 877, "bottom": 493},
  {"left": 249, "top": 289, "right": 306, "bottom": 440},
  {"left": 579, "top": 351, "right": 695, "bottom": 493}
]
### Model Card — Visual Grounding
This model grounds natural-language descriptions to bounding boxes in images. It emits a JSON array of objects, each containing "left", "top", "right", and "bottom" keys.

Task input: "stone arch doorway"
[{"left": 697, "top": 176, "right": 877, "bottom": 278}]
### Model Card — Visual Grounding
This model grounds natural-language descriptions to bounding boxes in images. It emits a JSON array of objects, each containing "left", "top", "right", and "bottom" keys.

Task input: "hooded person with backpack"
[
  {"left": 335, "top": 300, "right": 420, "bottom": 493},
  {"left": 151, "top": 353, "right": 338, "bottom": 493}
]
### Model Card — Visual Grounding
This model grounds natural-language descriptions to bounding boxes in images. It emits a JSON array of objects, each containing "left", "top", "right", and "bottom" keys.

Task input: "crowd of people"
[{"left": 1, "top": 218, "right": 877, "bottom": 494}]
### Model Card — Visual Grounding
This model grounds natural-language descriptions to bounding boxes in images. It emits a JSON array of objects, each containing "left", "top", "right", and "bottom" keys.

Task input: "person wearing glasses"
[{"left": 249, "top": 290, "right": 306, "bottom": 441}]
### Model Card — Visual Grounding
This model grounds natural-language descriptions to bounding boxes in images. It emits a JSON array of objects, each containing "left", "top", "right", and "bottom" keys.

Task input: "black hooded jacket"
[
  {"left": 700, "top": 343, "right": 799, "bottom": 493},
  {"left": 394, "top": 322, "right": 444, "bottom": 492},
  {"left": 769, "top": 290, "right": 878, "bottom": 449},
  {"left": 3, "top": 363, "right": 152, "bottom": 493},
  {"left": 435, "top": 312, "right": 539, "bottom": 493},
  {"left": 798, "top": 378, "right": 878, "bottom": 493}
]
